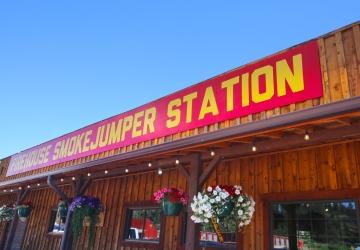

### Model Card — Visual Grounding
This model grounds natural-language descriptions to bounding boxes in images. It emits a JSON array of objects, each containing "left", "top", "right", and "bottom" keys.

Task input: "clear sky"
[{"left": 0, "top": 1, "right": 359, "bottom": 159}]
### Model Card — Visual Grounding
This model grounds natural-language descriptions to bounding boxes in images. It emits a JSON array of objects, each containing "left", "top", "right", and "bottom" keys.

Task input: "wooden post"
[
  {"left": 4, "top": 188, "right": 29, "bottom": 250},
  {"left": 185, "top": 154, "right": 201, "bottom": 250},
  {"left": 47, "top": 175, "right": 92, "bottom": 250}
]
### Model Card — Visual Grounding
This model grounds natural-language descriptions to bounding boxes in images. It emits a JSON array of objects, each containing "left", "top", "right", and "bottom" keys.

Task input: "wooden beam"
[
  {"left": 201, "top": 120, "right": 360, "bottom": 162},
  {"left": 177, "top": 164, "right": 190, "bottom": 181},
  {"left": 47, "top": 176, "right": 69, "bottom": 204},
  {"left": 185, "top": 154, "right": 201, "bottom": 250},
  {"left": 2, "top": 96, "right": 360, "bottom": 188},
  {"left": 199, "top": 155, "right": 222, "bottom": 186},
  {"left": 4, "top": 189, "right": 29, "bottom": 250}
]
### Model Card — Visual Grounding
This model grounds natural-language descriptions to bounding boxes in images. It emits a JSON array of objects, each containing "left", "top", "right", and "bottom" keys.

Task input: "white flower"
[
  {"left": 213, "top": 190, "right": 217, "bottom": 195},
  {"left": 207, "top": 186, "right": 213, "bottom": 192},
  {"left": 238, "top": 210, "right": 243, "bottom": 216},
  {"left": 215, "top": 196, "right": 221, "bottom": 202},
  {"left": 210, "top": 199, "right": 215, "bottom": 203},
  {"left": 204, "top": 218, "right": 209, "bottom": 223},
  {"left": 235, "top": 189, "right": 240, "bottom": 195}
]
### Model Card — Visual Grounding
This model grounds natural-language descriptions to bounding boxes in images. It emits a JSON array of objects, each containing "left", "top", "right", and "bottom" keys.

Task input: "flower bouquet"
[
  {"left": 0, "top": 204, "right": 15, "bottom": 222},
  {"left": 16, "top": 202, "right": 32, "bottom": 222},
  {"left": 190, "top": 185, "right": 255, "bottom": 243},
  {"left": 69, "top": 196, "right": 103, "bottom": 249},
  {"left": 153, "top": 188, "right": 188, "bottom": 216}
]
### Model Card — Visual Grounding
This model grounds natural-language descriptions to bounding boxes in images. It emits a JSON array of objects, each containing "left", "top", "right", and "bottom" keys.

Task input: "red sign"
[{"left": 7, "top": 40, "right": 323, "bottom": 176}]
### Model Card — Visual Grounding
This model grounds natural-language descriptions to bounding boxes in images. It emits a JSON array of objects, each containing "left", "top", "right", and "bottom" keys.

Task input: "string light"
[
  {"left": 18, "top": 187, "right": 22, "bottom": 190},
  {"left": 71, "top": 177, "right": 76, "bottom": 181},
  {"left": 27, "top": 185, "right": 31, "bottom": 189},
  {"left": 3, "top": 190, "right": 7, "bottom": 192},
  {"left": 252, "top": 144, "right": 257, "bottom": 152},
  {"left": 60, "top": 178, "right": 64, "bottom": 182},
  {"left": 87, "top": 173, "right": 91, "bottom": 177},
  {"left": 210, "top": 150, "right": 215, "bottom": 157},
  {"left": 175, "top": 159, "right": 180, "bottom": 165},
  {"left": 10, "top": 189, "right": 13, "bottom": 192},
  {"left": 304, "top": 132, "right": 310, "bottom": 141},
  {"left": 37, "top": 183, "right": 40, "bottom": 186},
  {"left": 157, "top": 168, "right": 163, "bottom": 175},
  {"left": 148, "top": 162, "right": 152, "bottom": 167},
  {"left": 125, "top": 169, "right": 129, "bottom": 173}
]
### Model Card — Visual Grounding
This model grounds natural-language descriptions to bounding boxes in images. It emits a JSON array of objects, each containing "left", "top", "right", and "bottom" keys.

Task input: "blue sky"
[{"left": 0, "top": 1, "right": 359, "bottom": 159}]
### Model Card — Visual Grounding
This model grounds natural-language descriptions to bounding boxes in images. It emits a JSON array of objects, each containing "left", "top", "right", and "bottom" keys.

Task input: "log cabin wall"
[
  {"left": 0, "top": 21, "right": 359, "bottom": 184},
  {"left": 0, "top": 139, "right": 357, "bottom": 250}
]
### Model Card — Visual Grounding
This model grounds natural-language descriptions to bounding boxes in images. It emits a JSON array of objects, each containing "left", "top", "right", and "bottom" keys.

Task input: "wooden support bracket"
[
  {"left": 4, "top": 188, "right": 30, "bottom": 250},
  {"left": 199, "top": 155, "right": 223, "bottom": 186}
]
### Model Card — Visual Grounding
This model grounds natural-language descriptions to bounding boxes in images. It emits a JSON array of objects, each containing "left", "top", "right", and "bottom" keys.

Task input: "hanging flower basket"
[
  {"left": 69, "top": 195, "right": 103, "bottom": 249},
  {"left": 0, "top": 204, "right": 15, "bottom": 222},
  {"left": 162, "top": 200, "right": 183, "bottom": 216},
  {"left": 16, "top": 202, "right": 32, "bottom": 222},
  {"left": 153, "top": 188, "right": 188, "bottom": 216},
  {"left": 190, "top": 185, "right": 255, "bottom": 243}
]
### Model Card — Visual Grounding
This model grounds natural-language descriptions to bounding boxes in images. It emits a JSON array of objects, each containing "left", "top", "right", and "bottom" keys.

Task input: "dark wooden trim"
[
  {"left": 185, "top": 154, "right": 201, "bottom": 250},
  {"left": 261, "top": 188, "right": 360, "bottom": 202},
  {"left": 4, "top": 189, "right": 29, "bottom": 250},
  {"left": 47, "top": 176, "right": 69, "bottom": 204},
  {"left": 2, "top": 96, "right": 360, "bottom": 187},
  {"left": 261, "top": 189, "right": 360, "bottom": 250},
  {"left": 119, "top": 201, "right": 164, "bottom": 249}
]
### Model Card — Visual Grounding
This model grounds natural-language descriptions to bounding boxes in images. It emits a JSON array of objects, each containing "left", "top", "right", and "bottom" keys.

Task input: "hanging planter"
[
  {"left": 69, "top": 195, "right": 103, "bottom": 249},
  {"left": 0, "top": 204, "right": 15, "bottom": 222},
  {"left": 153, "top": 188, "right": 188, "bottom": 216},
  {"left": 161, "top": 200, "right": 183, "bottom": 216},
  {"left": 16, "top": 202, "right": 32, "bottom": 222},
  {"left": 190, "top": 185, "right": 255, "bottom": 243}
]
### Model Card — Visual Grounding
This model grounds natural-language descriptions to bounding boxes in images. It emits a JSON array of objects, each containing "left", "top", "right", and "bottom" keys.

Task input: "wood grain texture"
[{"left": 1, "top": 22, "right": 359, "bottom": 184}]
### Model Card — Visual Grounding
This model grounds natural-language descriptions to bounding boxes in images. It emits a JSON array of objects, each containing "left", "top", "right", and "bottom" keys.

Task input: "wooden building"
[{"left": 1, "top": 21, "right": 360, "bottom": 250}]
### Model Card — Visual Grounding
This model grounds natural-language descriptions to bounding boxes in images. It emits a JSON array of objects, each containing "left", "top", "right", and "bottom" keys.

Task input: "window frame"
[
  {"left": 120, "top": 201, "right": 165, "bottom": 248},
  {"left": 261, "top": 189, "right": 360, "bottom": 250},
  {"left": 47, "top": 206, "right": 65, "bottom": 237}
]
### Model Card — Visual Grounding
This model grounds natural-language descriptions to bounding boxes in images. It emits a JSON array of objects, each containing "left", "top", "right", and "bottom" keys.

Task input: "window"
[
  {"left": 123, "top": 207, "right": 162, "bottom": 243},
  {"left": 48, "top": 208, "right": 66, "bottom": 234},
  {"left": 270, "top": 200, "right": 360, "bottom": 250}
]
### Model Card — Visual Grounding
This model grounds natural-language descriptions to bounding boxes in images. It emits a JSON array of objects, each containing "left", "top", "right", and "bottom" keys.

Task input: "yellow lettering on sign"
[
  {"left": 82, "top": 130, "right": 93, "bottom": 152},
  {"left": 251, "top": 65, "right": 274, "bottom": 103},
  {"left": 53, "top": 141, "right": 61, "bottom": 160},
  {"left": 132, "top": 111, "right": 144, "bottom": 138},
  {"left": 143, "top": 107, "right": 156, "bottom": 135},
  {"left": 276, "top": 54, "right": 304, "bottom": 96},
  {"left": 198, "top": 86, "right": 219, "bottom": 120},
  {"left": 107, "top": 120, "right": 122, "bottom": 146},
  {"left": 241, "top": 73, "right": 250, "bottom": 107},
  {"left": 166, "top": 98, "right": 181, "bottom": 128},
  {"left": 183, "top": 92, "right": 197, "bottom": 123},
  {"left": 67, "top": 136, "right": 77, "bottom": 157},
  {"left": 99, "top": 124, "right": 110, "bottom": 148},
  {"left": 121, "top": 115, "right": 133, "bottom": 141},
  {"left": 221, "top": 76, "right": 239, "bottom": 111},
  {"left": 90, "top": 127, "right": 101, "bottom": 150}
]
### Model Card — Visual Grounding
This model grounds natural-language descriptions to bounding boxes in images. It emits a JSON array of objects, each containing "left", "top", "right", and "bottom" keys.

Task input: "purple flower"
[{"left": 69, "top": 195, "right": 102, "bottom": 212}]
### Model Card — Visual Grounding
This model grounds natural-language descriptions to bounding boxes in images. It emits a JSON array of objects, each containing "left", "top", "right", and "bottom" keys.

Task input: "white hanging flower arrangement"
[{"left": 190, "top": 185, "right": 255, "bottom": 242}]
